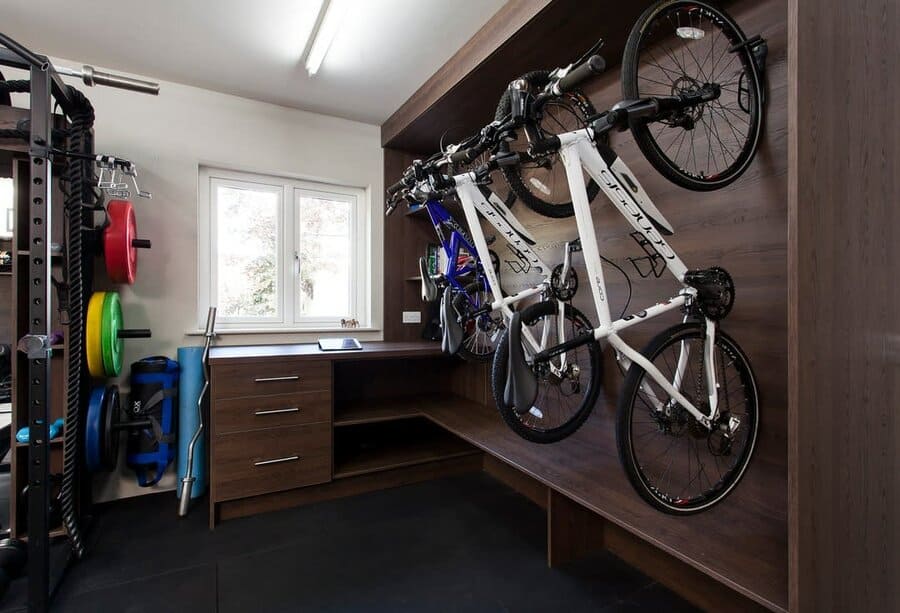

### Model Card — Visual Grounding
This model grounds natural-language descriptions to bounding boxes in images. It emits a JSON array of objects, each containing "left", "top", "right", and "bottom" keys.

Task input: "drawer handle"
[
  {"left": 254, "top": 375, "right": 300, "bottom": 383},
  {"left": 254, "top": 407, "right": 300, "bottom": 416},
  {"left": 254, "top": 455, "right": 300, "bottom": 467}
]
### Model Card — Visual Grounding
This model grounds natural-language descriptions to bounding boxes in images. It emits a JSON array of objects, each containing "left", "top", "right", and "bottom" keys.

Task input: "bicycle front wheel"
[
  {"left": 616, "top": 322, "right": 759, "bottom": 514},
  {"left": 622, "top": 0, "right": 764, "bottom": 191},
  {"left": 491, "top": 300, "right": 602, "bottom": 443}
]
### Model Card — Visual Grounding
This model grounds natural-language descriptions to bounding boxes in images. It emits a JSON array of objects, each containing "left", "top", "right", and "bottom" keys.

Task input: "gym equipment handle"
[
  {"left": 556, "top": 55, "right": 606, "bottom": 93},
  {"left": 254, "top": 375, "right": 300, "bottom": 383},
  {"left": 254, "top": 407, "right": 300, "bottom": 416},
  {"left": 117, "top": 329, "right": 152, "bottom": 339},
  {"left": 254, "top": 455, "right": 300, "bottom": 467}
]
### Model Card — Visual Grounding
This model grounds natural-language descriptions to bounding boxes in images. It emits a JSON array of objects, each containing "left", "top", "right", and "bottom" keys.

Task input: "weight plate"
[
  {"left": 104, "top": 200, "right": 138, "bottom": 284},
  {"left": 86, "top": 292, "right": 106, "bottom": 378},
  {"left": 85, "top": 386, "right": 105, "bottom": 472},
  {"left": 101, "top": 292, "right": 124, "bottom": 377},
  {"left": 102, "top": 385, "right": 121, "bottom": 470}
]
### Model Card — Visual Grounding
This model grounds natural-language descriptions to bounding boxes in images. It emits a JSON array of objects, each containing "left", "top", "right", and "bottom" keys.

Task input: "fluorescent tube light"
[{"left": 305, "top": 0, "right": 348, "bottom": 76}]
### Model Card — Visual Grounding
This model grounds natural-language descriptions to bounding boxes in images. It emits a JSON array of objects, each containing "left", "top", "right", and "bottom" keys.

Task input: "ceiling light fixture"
[{"left": 305, "top": 0, "right": 348, "bottom": 76}]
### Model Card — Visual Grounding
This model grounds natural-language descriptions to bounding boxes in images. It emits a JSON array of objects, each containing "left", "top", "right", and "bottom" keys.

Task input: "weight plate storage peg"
[
  {"left": 85, "top": 291, "right": 152, "bottom": 378},
  {"left": 104, "top": 200, "right": 151, "bottom": 284}
]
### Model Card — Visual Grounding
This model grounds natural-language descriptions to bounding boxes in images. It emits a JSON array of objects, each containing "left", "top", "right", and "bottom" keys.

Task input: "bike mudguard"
[
  {"left": 505, "top": 311, "right": 538, "bottom": 413},
  {"left": 440, "top": 287, "right": 464, "bottom": 355}
]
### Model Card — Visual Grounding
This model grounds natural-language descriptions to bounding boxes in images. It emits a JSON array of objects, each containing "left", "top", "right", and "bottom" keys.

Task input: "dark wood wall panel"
[
  {"left": 788, "top": 0, "right": 898, "bottom": 610},
  {"left": 382, "top": 1, "right": 789, "bottom": 607},
  {"left": 477, "top": 0, "right": 787, "bottom": 521},
  {"left": 383, "top": 147, "right": 434, "bottom": 342}
]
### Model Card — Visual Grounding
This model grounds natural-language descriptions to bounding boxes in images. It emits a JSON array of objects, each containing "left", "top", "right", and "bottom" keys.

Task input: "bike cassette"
[
  {"left": 684, "top": 266, "right": 735, "bottom": 321},
  {"left": 550, "top": 264, "right": 578, "bottom": 301}
]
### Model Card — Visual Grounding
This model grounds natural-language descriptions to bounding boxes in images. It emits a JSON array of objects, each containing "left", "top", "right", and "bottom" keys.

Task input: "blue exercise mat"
[{"left": 177, "top": 346, "right": 207, "bottom": 499}]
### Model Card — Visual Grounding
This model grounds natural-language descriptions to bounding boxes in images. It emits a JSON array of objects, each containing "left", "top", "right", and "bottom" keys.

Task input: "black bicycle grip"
[
  {"left": 529, "top": 135, "right": 561, "bottom": 156},
  {"left": 386, "top": 177, "right": 408, "bottom": 197},
  {"left": 556, "top": 55, "right": 606, "bottom": 93},
  {"left": 449, "top": 145, "right": 482, "bottom": 165}
]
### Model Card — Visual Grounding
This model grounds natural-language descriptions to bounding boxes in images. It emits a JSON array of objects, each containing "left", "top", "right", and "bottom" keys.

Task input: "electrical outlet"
[{"left": 402, "top": 311, "right": 421, "bottom": 324}]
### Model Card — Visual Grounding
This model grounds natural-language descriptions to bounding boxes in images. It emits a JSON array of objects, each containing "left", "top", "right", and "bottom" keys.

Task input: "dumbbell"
[
  {"left": 103, "top": 200, "right": 151, "bottom": 285},
  {"left": 86, "top": 291, "right": 151, "bottom": 378}
]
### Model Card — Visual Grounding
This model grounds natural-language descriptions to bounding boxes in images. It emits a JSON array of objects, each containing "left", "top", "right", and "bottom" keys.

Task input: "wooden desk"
[{"left": 209, "top": 341, "right": 785, "bottom": 612}]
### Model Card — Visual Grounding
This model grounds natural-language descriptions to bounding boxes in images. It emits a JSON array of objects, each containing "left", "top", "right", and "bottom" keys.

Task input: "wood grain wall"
[
  {"left": 482, "top": 0, "right": 787, "bottom": 523},
  {"left": 788, "top": 0, "right": 899, "bottom": 610}
]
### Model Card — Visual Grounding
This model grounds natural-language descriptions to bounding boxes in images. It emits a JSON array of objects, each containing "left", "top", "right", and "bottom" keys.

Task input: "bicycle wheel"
[
  {"left": 491, "top": 300, "right": 602, "bottom": 443},
  {"left": 454, "top": 281, "right": 503, "bottom": 363},
  {"left": 616, "top": 322, "right": 759, "bottom": 514},
  {"left": 622, "top": 0, "right": 764, "bottom": 191},
  {"left": 494, "top": 71, "right": 602, "bottom": 218}
]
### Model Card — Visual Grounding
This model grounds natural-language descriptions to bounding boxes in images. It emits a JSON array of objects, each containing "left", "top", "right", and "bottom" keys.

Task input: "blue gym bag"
[{"left": 126, "top": 356, "right": 179, "bottom": 487}]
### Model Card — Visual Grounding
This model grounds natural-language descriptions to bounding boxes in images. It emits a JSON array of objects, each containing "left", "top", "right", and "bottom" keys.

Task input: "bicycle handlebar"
[{"left": 554, "top": 55, "right": 606, "bottom": 94}]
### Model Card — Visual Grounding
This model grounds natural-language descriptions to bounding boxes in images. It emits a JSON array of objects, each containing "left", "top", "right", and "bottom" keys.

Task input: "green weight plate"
[{"left": 101, "top": 292, "right": 124, "bottom": 377}]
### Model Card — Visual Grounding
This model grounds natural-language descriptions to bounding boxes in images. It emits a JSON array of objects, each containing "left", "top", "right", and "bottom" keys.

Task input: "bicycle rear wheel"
[
  {"left": 622, "top": 0, "right": 764, "bottom": 191},
  {"left": 494, "top": 71, "right": 602, "bottom": 218},
  {"left": 454, "top": 281, "right": 503, "bottom": 363},
  {"left": 491, "top": 300, "right": 601, "bottom": 443},
  {"left": 616, "top": 322, "right": 759, "bottom": 513}
]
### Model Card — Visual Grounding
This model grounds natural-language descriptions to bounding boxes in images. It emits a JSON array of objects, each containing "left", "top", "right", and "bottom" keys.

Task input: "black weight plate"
[{"left": 102, "top": 385, "right": 121, "bottom": 471}]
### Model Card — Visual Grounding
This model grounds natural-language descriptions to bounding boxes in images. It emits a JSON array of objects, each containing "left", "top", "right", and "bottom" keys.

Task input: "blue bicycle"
[{"left": 388, "top": 163, "right": 503, "bottom": 363}]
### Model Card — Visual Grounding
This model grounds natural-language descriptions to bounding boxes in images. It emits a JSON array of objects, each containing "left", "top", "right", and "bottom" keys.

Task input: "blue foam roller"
[{"left": 177, "top": 346, "right": 207, "bottom": 499}]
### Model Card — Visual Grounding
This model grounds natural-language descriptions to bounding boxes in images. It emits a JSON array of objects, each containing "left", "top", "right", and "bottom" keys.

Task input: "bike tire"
[
  {"left": 622, "top": 0, "right": 764, "bottom": 191},
  {"left": 616, "top": 322, "right": 759, "bottom": 513},
  {"left": 491, "top": 300, "right": 602, "bottom": 443},
  {"left": 494, "top": 71, "right": 602, "bottom": 218}
]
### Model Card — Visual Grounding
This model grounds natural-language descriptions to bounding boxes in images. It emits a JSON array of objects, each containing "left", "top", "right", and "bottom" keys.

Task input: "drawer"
[
  {"left": 212, "top": 359, "right": 331, "bottom": 399},
  {"left": 214, "top": 390, "right": 331, "bottom": 435},
  {"left": 213, "top": 422, "right": 331, "bottom": 501}
]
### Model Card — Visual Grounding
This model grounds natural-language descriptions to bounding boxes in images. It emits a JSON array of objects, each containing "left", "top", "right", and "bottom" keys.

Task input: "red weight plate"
[{"left": 104, "top": 200, "right": 138, "bottom": 284}]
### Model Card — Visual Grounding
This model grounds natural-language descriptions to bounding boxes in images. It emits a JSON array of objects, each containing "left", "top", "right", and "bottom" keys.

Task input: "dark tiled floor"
[{"left": 2, "top": 473, "right": 697, "bottom": 612}]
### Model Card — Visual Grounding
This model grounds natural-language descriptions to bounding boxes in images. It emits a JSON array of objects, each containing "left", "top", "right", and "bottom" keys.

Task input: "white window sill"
[{"left": 185, "top": 327, "right": 381, "bottom": 336}]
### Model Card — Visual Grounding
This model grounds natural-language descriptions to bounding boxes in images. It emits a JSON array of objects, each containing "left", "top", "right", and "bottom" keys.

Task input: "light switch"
[{"left": 402, "top": 311, "right": 421, "bottom": 324}]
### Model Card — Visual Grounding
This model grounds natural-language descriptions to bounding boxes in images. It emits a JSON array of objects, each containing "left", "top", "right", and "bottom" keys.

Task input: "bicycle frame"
[
  {"left": 422, "top": 199, "right": 483, "bottom": 306},
  {"left": 554, "top": 127, "right": 720, "bottom": 428},
  {"left": 450, "top": 175, "right": 579, "bottom": 365}
]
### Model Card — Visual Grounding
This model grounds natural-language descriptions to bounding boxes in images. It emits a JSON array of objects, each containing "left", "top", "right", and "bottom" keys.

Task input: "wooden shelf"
[
  {"left": 334, "top": 417, "right": 479, "bottom": 479},
  {"left": 416, "top": 395, "right": 788, "bottom": 613},
  {"left": 334, "top": 397, "right": 427, "bottom": 427}
]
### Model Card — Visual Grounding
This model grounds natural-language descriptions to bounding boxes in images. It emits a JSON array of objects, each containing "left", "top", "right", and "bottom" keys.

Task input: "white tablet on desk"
[{"left": 318, "top": 338, "right": 363, "bottom": 351}]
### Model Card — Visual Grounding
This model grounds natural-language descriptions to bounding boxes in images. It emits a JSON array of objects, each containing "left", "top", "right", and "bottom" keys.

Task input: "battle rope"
[{"left": 59, "top": 84, "right": 95, "bottom": 559}]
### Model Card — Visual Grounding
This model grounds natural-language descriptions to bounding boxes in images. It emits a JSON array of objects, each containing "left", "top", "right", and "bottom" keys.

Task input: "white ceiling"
[{"left": 0, "top": 0, "right": 506, "bottom": 125}]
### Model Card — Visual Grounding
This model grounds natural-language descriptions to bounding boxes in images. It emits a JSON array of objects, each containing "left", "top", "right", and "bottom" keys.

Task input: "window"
[{"left": 199, "top": 168, "right": 369, "bottom": 331}]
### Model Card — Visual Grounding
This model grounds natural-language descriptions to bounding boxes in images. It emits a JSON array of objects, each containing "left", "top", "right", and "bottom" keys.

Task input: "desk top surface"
[{"left": 209, "top": 340, "right": 443, "bottom": 364}]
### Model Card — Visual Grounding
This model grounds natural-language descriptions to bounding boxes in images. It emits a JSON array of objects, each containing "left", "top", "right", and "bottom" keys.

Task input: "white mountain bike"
[{"left": 491, "top": 0, "right": 766, "bottom": 514}]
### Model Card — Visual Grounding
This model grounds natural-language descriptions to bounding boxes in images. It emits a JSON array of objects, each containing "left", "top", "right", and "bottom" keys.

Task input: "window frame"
[{"left": 199, "top": 166, "right": 370, "bottom": 332}]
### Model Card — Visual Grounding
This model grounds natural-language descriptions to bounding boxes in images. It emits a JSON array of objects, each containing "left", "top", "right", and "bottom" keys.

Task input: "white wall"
[{"left": 13, "top": 59, "right": 385, "bottom": 501}]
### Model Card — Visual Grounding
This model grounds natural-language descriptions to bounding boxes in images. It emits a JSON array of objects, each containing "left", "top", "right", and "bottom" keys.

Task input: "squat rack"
[{"left": 0, "top": 34, "right": 157, "bottom": 612}]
